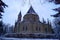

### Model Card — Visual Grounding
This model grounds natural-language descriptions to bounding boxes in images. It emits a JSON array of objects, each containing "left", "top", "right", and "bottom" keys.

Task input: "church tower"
[{"left": 14, "top": 11, "right": 22, "bottom": 33}]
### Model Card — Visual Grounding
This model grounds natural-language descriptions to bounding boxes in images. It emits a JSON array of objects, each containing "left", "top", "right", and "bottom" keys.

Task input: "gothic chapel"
[{"left": 14, "top": 6, "right": 53, "bottom": 34}]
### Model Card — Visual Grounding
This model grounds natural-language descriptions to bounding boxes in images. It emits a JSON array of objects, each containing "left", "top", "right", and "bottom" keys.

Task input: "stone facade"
[{"left": 14, "top": 6, "right": 53, "bottom": 34}]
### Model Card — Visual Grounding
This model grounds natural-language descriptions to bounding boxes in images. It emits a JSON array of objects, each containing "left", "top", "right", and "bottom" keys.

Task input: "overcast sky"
[{"left": 2, "top": 0, "right": 60, "bottom": 28}]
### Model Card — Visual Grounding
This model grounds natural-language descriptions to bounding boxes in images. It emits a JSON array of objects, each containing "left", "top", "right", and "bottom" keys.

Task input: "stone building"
[{"left": 14, "top": 6, "right": 53, "bottom": 34}]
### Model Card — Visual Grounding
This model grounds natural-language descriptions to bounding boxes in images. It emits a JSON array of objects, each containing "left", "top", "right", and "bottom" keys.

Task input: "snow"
[{"left": 0, "top": 37, "right": 59, "bottom": 40}]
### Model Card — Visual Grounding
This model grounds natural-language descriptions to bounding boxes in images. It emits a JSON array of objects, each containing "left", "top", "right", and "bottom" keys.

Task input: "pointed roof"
[
  {"left": 18, "top": 11, "right": 22, "bottom": 16},
  {"left": 27, "top": 6, "right": 36, "bottom": 14}
]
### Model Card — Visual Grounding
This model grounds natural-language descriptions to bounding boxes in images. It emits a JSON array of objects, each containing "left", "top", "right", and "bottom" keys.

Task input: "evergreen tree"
[
  {"left": 51, "top": 8, "right": 60, "bottom": 38},
  {"left": 47, "top": 0, "right": 60, "bottom": 38},
  {"left": 0, "top": 0, "right": 8, "bottom": 35},
  {"left": 48, "top": 0, "right": 60, "bottom": 4}
]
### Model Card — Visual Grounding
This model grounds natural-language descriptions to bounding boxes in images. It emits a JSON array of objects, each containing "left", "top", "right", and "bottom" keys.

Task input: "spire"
[
  {"left": 49, "top": 21, "right": 52, "bottom": 27},
  {"left": 47, "top": 19, "right": 49, "bottom": 25},
  {"left": 18, "top": 11, "right": 22, "bottom": 21},
  {"left": 18, "top": 11, "right": 22, "bottom": 17},
  {"left": 27, "top": 6, "right": 36, "bottom": 14},
  {"left": 42, "top": 18, "right": 46, "bottom": 24},
  {"left": 47, "top": 19, "right": 51, "bottom": 26}
]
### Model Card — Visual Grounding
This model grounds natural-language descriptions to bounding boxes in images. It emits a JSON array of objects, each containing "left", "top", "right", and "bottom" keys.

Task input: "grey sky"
[{"left": 2, "top": 0, "right": 60, "bottom": 28}]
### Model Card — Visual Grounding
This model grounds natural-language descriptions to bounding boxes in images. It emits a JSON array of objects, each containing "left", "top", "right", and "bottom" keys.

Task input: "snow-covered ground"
[{"left": 0, "top": 37, "right": 59, "bottom": 40}]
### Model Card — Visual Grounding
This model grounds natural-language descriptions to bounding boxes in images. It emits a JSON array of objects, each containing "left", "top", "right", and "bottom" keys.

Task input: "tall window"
[
  {"left": 23, "top": 26, "right": 27, "bottom": 31},
  {"left": 38, "top": 27, "right": 40, "bottom": 31},
  {"left": 36, "top": 27, "right": 40, "bottom": 31},
  {"left": 36, "top": 27, "right": 38, "bottom": 31},
  {"left": 45, "top": 28, "right": 48, "bottom": 33}
]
